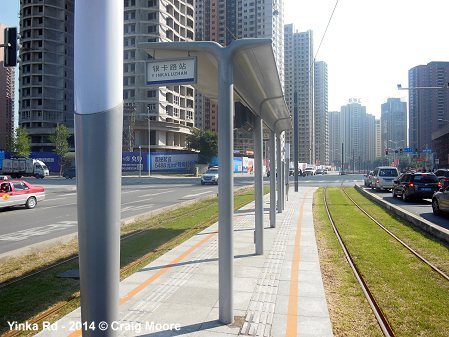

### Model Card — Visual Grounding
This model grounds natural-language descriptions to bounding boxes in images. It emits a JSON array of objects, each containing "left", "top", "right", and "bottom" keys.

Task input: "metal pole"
[
  {"left": 293, "top": 103, "right": 299, "bottom": 192},
  {"left": 269, "top": 131, "right": 276, "bottom": 227},
  {"left": 217, "top": 51, "right": 234, "bottom": 324},
  {"left": 148, "top": 112, "right": 151, "bottom": 176},
  {"left": 139, "top": 146, "right": 142, "bottom": 177},
  {"left": 276, "top": 133, "right": 282, "bottom": 213},
  {"left": 281, "top": 159, "right": 285, "bottom": 210},
  {"left": 75, "top": 0, "right": 122, "bottom": 335},
  {"left": 254, "top": 115, "right": 263, "bottom": 255}
]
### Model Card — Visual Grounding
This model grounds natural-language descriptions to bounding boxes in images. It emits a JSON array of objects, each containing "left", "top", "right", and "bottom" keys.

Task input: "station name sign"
[{"left": 146, "top": 57, "right": 197, "bottom": 86}]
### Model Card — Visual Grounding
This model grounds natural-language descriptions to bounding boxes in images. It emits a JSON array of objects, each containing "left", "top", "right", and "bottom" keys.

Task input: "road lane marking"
[
  {"left": 121, "top": 204, "right": 154, "bottom": 213},
  {"left": 138, "top": 190, "right": 172, "bottom": 198},
  {"left": 0, "top": 221, "right": 77, "bottom": 241},
  {"left": 181, "top": 191, "right": 214, "bottom": 199}
]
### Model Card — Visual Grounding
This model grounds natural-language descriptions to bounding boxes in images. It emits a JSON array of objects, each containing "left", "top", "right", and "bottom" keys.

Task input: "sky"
[
  {"left": 2, "top": 0, "right": 449, "bottom": 118},
  {"left": 284, "top": 0, "right": 449, "bottom": 117}
]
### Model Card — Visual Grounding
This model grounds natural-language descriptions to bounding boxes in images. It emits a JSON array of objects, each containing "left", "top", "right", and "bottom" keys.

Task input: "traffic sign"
[{"left": 403, "top": 147, "right": 413, "bottom": 153}]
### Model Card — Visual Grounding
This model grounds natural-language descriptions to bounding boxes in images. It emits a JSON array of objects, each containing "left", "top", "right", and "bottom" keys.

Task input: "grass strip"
[
  {"left": 313, "top": 188, "right": 383, "bottom": 337},
  {"left": 0, "top": 186, "right": 266, "bottom": 335},
  {"left": 346, "top": 187, "right": 449, "bottom": 276},
  {"left": 324, "top": 187, "right": 449, "bottom": 337}
]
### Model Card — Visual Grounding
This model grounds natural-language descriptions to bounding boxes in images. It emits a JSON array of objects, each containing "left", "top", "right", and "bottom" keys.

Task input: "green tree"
[
  {"left": 186, "top": 129, "right": 218, "bottom": 164},
  {"left": 12, "top": 127, "right": 31, "bottom": 158},
  {"left": 49, "top": 124, "right": 70, "bottom": 176}
]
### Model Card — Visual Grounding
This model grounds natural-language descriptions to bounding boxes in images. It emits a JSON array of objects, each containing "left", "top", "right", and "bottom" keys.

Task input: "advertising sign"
[{"left": 146, "top": 57, "right": 197, "bottom": 86}]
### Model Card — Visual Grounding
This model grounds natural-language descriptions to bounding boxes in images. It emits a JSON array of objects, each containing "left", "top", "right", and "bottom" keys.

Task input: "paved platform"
[{"left": 37, "top": 186, "right": 333, "bottom": 337}]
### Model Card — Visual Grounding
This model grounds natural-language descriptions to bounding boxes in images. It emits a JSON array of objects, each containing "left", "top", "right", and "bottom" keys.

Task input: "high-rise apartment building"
[
  {"left": 375, "top": 119, "right": 381, "bottom": 159},
  {"left": 381, "top": 98, "right": 407, "bottom": 154},
  {"left": 0, "top": 24, "right": 15, "bottom": 151},
  {"left": 195, "top": 0, "right": 285, "bottom": 154},
  {"left": 328, "top": 111, "right": 341, "bottom": 168},
  {"left": 284, "top": 26, "right": 314, "bottom": 163},
  {"left": 340, "top": 100, "right": 375, "bottom": 170},
  {"left": 314, "top": 61, "right": 328, "bottom": 165},
  {"left": 123, "top": 0, "right": 195, "bottom": 153},
  {"left": 409, "top": 61, "right": 449, "bottom": 151},
  {"left": 18, "top": 0, "right": 74, "bottom": 152},
  {"left": 365, "top": 113, "right": 376, "bottom": 167}
]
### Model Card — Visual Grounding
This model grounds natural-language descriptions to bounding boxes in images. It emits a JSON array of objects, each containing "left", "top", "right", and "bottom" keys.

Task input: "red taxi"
[{"left": 0, "top": 180, "right": 45, "bottom": 209}]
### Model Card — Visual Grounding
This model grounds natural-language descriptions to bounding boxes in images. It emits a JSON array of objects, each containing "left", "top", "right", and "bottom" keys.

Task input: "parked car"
[
  {"left": 0, "top": 180, "right": 45, "bottom": 209},
  {"left": 63, "top": 167, "right": 76, "bottom": 179},
  {"left": 431, "top": 186, "right": 449, "bottom": 215},
  {"left": 0, "top": 175, "right": 9, "bottom": 181},
  {"left": 201, "top": 167, "right": 219, "bottom": 185},
  {"left": 434, "top": 168, "right": 449, "bottom": 188},
  {"left": 392, "top": 172, "right": 441, "bottom": 201},
  {"left": 370, "top": 166, "right": 399, "bottom": 191},
  {"left": 364, "top": 171, "right": 374, "bottom": 187},
  {"left": 315, "top": 168, "right": 324, "bottom": 175}
]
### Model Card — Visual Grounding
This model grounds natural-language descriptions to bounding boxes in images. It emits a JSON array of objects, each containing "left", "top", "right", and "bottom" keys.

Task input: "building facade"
[
  {"left": 195, "top": 0, "right": 285, "bottom": 155},
  {"left": 340, "top": 100, "right": 375, "bottom": 170},
  {"left": 328, "top": 111, "right": 341, "bottom": 168},
  {"left": 409, "top": 61, "right": 449, "bottom": 152},
  {"left": 381, "top": 97, "right": 407, "bottom": 154},
  {"left": 18, "top": 0, "right": 74, "bottom": 152},
  {"left": 375, "top": 118, "right": 381, "bottom": 159},
  {"left": 0, "top": 23, "right": 15, "bottom": 151},
  {"left": 314, "top": 61, "right": 328, "bottom": 165},
  {"left": 123, "top": 0, "right": 195, "bottom": 153},
  {"left": 284, "top": 26, "right": 314, "bottom": 164}
]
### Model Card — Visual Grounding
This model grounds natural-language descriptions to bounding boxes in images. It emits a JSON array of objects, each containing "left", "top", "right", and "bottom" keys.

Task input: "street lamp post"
[{"left": 138, "top": 145, "right": 142, "bottom": 178}]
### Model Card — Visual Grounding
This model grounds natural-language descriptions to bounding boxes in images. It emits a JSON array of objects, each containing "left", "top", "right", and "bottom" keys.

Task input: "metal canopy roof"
[{"left": 140, "top": 39, "right": 292, "bottom": 133}]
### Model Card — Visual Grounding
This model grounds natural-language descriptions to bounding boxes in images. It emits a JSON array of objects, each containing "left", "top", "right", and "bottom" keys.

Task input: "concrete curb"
[{"left": 355, "top": 185, "right": 449, "bottom": 245}]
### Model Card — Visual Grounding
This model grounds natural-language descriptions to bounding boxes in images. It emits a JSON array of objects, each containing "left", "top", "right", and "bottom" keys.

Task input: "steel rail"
[
  {"left": 323, "top": 187, "right": 396, "bottom": 337},
  {"left": 342, "top": 187, "right": 449, "bottom": 282}
]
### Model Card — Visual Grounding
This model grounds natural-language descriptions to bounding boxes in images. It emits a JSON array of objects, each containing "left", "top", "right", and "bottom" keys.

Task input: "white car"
[
  {"left": 201, "top": 167, "right": 219, "bottom": 185},
  {"left": 304, "top": 167, "right": 316, "bottom": 176}
]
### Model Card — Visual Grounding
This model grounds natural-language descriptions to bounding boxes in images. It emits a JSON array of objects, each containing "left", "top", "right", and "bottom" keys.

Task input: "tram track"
[
  {"left": 341, "top": 187, "right": 449, "bottom": 282},
  {"left": 323, "top": 185, "right": 449, "bottom": 337},
  {"left": 323, "top": 186, "right": 396, "bottom": 337}
]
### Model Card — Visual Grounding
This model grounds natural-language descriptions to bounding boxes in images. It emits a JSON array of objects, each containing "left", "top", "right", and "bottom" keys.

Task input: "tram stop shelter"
[{"left": 141, "top": 39, "right": 292, "bottom": 324}]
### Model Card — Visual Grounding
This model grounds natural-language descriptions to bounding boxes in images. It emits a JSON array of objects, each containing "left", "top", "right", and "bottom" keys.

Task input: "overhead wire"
[{"left": 314, "top": 0, "right": 340, "bottom": 63}]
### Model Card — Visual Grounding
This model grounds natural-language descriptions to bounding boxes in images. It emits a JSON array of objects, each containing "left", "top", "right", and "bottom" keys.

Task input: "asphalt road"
[
  {"left": 0, "top": 173, "right": 363, "bottom": 257},
  {"left": 360, "top": 185, "right": 449, "bottom": 231}
]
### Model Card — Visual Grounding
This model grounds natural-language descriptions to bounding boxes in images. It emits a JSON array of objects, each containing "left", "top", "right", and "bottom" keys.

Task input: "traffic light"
[
  {"left": 3, "top": 27, "right": 17, "bottom": 67},
  {"left": 385, "top": 149, "right": 389, "bottom": 156}
]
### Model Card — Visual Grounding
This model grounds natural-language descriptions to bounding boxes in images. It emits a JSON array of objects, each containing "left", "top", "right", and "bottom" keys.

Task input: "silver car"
[
  {"left": 201, "top": 167, "right": 219, "bottom": 185},
  {"left": 370, "top": 166, "right": 399, "bottom": 191}
]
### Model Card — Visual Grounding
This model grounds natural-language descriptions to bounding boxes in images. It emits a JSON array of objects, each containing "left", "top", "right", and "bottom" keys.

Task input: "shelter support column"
[
  {"left": 269, "top": 130, "right": 276, "bottom": 227},
  {"left": 217, "top": 52, "right": 234, "bottom": 324},
  {"left": 254, "top": 115, "right": 263, "bottom": 255},
  {"left": 276, "top": 132, "right": 282, "bottom": 213}
]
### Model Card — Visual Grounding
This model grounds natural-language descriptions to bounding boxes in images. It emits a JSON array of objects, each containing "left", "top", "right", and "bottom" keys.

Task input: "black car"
[
  {"left": 392, "top": 172, "right": 441, "bottom": 201},
  {"left": 63, "top": 167, "right": 76, "bottom": 179},
  {"left": 434, "top": 168, "right": 449, "bottom": 188}
]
